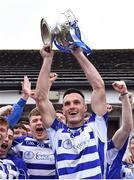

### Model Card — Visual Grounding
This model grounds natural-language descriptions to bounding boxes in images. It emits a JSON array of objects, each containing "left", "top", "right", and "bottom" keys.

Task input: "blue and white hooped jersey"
[
  {"left": 0, "top": 155, "right": 29, "bottom": 179},
  {"left": 0, "top": 160, "right": 8, "bottom": 179},
  {"left": 47, "top": 112, "right": 108, "bottom": 179},
  {"left": 106, "top": 138, "right": 128, "bottom": 179},
  {"left": 12, "top": 136, "right": 56, "bottom": 179},
  {"left": 121, "top": 161, "right": 134, "bottom": 179}
]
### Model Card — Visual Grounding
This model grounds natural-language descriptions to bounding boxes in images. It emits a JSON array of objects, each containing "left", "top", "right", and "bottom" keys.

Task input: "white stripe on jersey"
[
  {"left": 28, "top": 168, "right": 56, "bottom": 176},
  {"left": 58, "top": 151, "right": 100, "bottom": 168}
]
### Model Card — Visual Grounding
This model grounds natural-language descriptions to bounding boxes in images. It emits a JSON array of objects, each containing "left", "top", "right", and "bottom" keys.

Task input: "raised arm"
[
  {"left": 21, "top": 75, "right": 31, "bottom": 101},
  {"left": 112, "top": 81, "right": 133, "bottom": 149},
  {"left": 72, "top": 47, "right": 106, "bottom": 115},
  {"left": 6, "top": 76, "right": 31, "bottom": 128},
  {"left": 35, "top": 44, "right": 56, "bottom": 128}
]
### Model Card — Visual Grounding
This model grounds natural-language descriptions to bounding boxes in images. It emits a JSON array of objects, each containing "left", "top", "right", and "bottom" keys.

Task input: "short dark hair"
[
  {"left": 20, "top": 121, "right": 30, "bottom": 125},
  {"left": 63, "top": 88, "right": 85, "bottom": 99},
  {"left": 28, "top": 107, "right": 40, "bottom": 120},
  {"left": 14, "top": 123, "right": 27, "bottom": 131}
]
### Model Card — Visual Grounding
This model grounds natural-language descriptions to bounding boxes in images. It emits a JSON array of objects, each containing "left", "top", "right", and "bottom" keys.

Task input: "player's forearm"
[
  {"left": 36, "top": 56, "right": 52, "bottom": 100},
  {"left": 122, "top": 93, "right": 133, "bottom": 133},
  {"left": 74, "top": 52, "right": 104, "bottom": 90}
]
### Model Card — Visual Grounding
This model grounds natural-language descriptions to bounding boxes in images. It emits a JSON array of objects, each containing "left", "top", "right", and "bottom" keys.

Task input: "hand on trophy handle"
[
  {"left": 71, "top": 45, "right": 83, "bottom": 55},
  {"left": 44, "top": 46, "right": 51, "bottom": 53},
  {"left": 40, "top": 44, "right": 54, "bottom": 59}
]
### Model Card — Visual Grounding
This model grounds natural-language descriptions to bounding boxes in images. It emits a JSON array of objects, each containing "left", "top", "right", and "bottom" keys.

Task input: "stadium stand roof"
[{"left": 0, "top": 49, "right": 134, "bottom": 90}]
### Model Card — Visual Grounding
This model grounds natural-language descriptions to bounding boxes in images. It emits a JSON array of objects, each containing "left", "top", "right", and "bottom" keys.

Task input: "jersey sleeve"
[
  {"left": 6, "top": 98, "right": 27, "bottom": 128},
  {"left": 11, "top": 136, "right": 26, "bottom": 155},
  {"left": 46, "top": 118, "right": 65, "bottom": 152},
  {"left": 89, "top": 112, "right": 108, "bottom": 143},
  {"left": 106, "top": 138, "right": 129, "bottom": 179}
]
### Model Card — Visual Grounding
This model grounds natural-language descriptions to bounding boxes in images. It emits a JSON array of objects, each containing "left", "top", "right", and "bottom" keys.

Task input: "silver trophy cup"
[{"left": 40, "top": 10, "right": 91, "bottom": 54}]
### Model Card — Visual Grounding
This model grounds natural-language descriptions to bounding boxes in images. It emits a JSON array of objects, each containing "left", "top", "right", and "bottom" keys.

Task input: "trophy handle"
[
  {"left": 63, "top": 10, "right": 77, "bottom": 25},
  {"left": 40, "top": 18, "right": 52, "bottom": 45}
]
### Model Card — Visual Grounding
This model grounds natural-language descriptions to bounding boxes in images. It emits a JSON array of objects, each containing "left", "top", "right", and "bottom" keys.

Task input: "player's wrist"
[{"left": 120, "top": 92, "right": 128, "bottom": 96}]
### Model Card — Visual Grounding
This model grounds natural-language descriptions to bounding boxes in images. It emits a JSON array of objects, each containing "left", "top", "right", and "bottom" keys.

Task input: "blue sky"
[{"left": 0, "top": 0, "right": 134, "bottom": 49}]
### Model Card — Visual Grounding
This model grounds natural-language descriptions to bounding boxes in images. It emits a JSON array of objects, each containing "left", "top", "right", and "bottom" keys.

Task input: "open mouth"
[
  {"left": 69, "top": 112, "right": 78, "bottom": 118},
  {"left": 36, "top": 127, "right": 44, "bottom": 134},
  {"left": 69, "top": 112, "right": 77, "bottom": 115},
  {"left": 1, "top": 143, "right": 8, "bottom": 149}
]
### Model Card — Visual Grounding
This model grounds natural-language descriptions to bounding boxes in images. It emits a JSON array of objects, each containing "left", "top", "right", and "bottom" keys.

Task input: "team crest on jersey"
[
  {"left": 63, "top": 139, "right": 72, "bottom": 149},
  {"left": 24, "top": 151, "right": 34, "bottom": 159}
]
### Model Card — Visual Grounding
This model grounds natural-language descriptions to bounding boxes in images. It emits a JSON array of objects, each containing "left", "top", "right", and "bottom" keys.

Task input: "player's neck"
[{"left": 67, "top": 121, "right": 84, "bottom": 128}]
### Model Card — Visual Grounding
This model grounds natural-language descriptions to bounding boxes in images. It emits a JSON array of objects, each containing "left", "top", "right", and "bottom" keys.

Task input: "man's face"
[
  {"left": 0, "top": 129, "right": 14, "bottom": 157},
  {"left": 23, "top": 124, "right": 32, "bottom": 136},
  {"left": 0, "top": 124, "right": 8, "bottom": 146},
  {"left": 14, "top": 127, "right": 27, "bottom": 138},
  {"left": 129, "top": 139, "right": 134, "bottom": 156},
  {"left": 29, "top": 115, "right": 48, "bottom": 141},
  {"left": 63, "top": 93, "right": 87, "bottom": 128}
]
